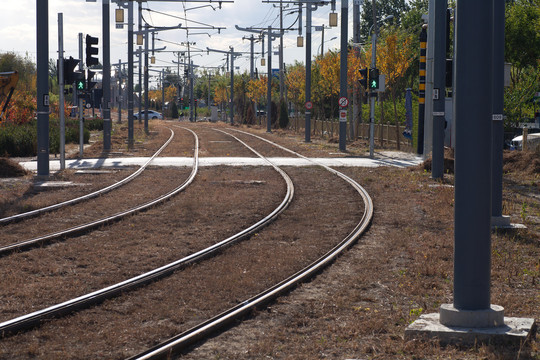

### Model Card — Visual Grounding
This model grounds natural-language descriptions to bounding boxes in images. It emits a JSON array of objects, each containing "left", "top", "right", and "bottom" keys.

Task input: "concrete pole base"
[
  {"left": 405, "top": 306, "right": 537, "bottom": 345},
  {"left": 440, "top": 304, "right": 504, "bottom": 327},
  {"left": 491, "top": 215, "right": 527, "bottom": 230}
]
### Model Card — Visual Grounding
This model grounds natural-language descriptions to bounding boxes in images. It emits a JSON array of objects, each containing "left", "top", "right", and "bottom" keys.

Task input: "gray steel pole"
[
  {"left": 279, "top": 0, "right": 284, "bottom": 100},
  {"left": 453, "top": 0, "right": 493, "bottom": 310},
  {"left": 103, "top": 0, "right": 111, "bottom": 151},
  {"left": 128, "top": 1, "right": 135, "bottom": 144},
  {"left": 78, "top": 33, "right": 84, "bottom": 158},
  {"left": 190, "top": 60, "right": 194, "bottom": 122},
  {"left": 230, "top": 47, "right": 234, "bottom": 125},
  {"left": 339, "top": 0, "right": 348, "bottom": 151},
  {"left": 37, "top": 0, "right": 50, "bottom": 177},
  {"left": 368, "top": 0, "right": 377, "bottom": 159},
  {"left": 267, "top": 27, "right": 272, "bottom": 133},
  {"left": 118, "top": 61, "right": 122, "bottom": 123},
  {"left": 58, "top": 13, "right": 65, "bottom": 170},
  {"left": 138, "top": 1, "right": 143, "bottom": 123},
  {"left": 491, "top": 0, "right": 505, "bottom": 219},
  {"left": 352, "top": 0, "right": 360, "bottom": 140},
  {"left": 305, "top": 2, "right": 312, "bottom": 143},
  {"left": 431, "top": 0, "right": 447, "bottom": 179},
  {"left": 144, "top": 25, "right": 149, "bottom": 132},
  {"left": 423, "top": 0, "right": 435, "bottom": 157},
  {"left": 250, "top": 35, "right": 255, "bottom": 79}
]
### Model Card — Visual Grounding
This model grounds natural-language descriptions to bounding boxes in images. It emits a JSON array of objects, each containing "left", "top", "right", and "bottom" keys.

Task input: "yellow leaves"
[
  {"left": 246, "top": 76, "right": 267, "bottom": 102},
  {"left": 376, "top": 32, "right": 415, "bottom": 91},
  {"left": 285, "top": 64, "right": 306, "bottom": 105},
  {"left": 317, "top": 50, "right": 340, "bottom": 97}
]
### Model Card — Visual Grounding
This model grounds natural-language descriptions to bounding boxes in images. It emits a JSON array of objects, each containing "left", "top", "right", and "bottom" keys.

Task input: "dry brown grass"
[{"left": 0, "top": 121, "right": 537, "bottom": 359}]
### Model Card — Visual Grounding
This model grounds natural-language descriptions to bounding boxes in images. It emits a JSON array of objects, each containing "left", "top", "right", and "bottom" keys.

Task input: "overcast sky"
[{"left": 1, "top": 0, "right": 355, "bottom": 85}]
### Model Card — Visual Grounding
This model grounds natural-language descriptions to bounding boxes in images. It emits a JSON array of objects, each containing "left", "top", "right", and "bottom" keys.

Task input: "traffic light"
[
  {"left": 75, "top": 71, "right": 85, "bottom": 91},
  {"left": 87, "top": 69, "right": 97, "bottom": 90},
  {"left": 61, "top": 56, "right": 80, "bottom": 84},
  {"left": 359, "top": 68, "right": 368, "bottom": 89},
  {"left": 369, "top": 68, "right": 380, "bottom": 90},
  {"left": 85, "top": 35, "right": 99, "bottom": 66}
]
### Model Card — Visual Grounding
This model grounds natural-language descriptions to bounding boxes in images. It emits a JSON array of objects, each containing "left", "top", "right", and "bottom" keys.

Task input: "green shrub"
[{"left": 0, "top": 118, "right": 92, "bottom": 157}]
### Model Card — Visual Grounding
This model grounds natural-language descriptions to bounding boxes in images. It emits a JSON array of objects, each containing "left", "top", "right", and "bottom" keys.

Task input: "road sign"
[
  {"left": 338, "top": 97, "right": 349, "bottom": 108},
  {"left": 339, "top": 109, "right": 347, "bottom": 122},
  {"left": 305, "top": 101, "right": 313, "bottom": 110}
]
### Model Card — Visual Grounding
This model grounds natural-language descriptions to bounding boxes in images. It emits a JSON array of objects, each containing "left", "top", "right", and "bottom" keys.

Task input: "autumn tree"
[
  {"left": 376, "top": 28, "right": 415, "bottom": 148},
  {"left": 285, "top": 62, "right": 305, "bottom": 116}
]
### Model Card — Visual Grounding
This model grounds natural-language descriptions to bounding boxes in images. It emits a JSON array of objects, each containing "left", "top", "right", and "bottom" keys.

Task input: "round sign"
[
  {"left": 305, "top": 101, "right": 313, "bottom": 110},
  {"left": 338, "top": 96, "right": 349, "bottom": 108},
  {"left": 85, "top": 103, "right": 92, "bottom": 109}
]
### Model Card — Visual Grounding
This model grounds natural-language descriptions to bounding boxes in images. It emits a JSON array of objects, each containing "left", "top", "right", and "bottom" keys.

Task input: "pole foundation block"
[
  {"left": 491, "top": 215, "right": 527, "bottom": 230},
  {"left": 405, "top": 309, "right": 536, "bottom": 346}
]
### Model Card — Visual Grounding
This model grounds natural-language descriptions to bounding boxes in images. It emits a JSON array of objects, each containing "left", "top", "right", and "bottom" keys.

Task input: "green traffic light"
[
  {"left": 370, "top": 80, "right": 378, "bottom": 89},
  {"left": 77, "top": 81, "right": 84, "bottom": 90}
]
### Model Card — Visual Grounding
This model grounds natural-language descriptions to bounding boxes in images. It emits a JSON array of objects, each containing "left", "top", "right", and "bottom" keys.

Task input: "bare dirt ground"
[{"left": 0, "top": 119, "right": 538, "bottom": 359}]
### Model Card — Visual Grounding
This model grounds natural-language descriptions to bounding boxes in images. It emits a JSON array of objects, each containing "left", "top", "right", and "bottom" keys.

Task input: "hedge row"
[{"left": 0, "top": 118, "right": 102, "bottom": 157}]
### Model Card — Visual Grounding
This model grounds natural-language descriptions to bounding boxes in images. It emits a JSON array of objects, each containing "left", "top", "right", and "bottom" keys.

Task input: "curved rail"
[
  {"left": 0, "top": 127, "right": 294, "bottom": 337},
  {"left": 0, "top": 128, "right": 175, "bottom": 225},
  {"left": 127, "top": 128, "right": 374, "bottom": 360},
  {"left": 0, "top": 128, "right": 190, "bottom": 256}
]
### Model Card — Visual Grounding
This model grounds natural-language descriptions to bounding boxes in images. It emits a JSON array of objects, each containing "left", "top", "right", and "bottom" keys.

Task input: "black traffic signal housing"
[
  {"left": 75, "top": 71, "right": 85, "bottom": 91},
  {"left": 61, "top": 56, "right": 80, "bottom": 84},
  {"left": 369, "top": 68, "right": 380, "bottom": 91},
  {"left": 359, "top": 68, "right": 368, "bottom": 88},
  {"left": 87, "top": 69, "right": 97, "bottom": 90},
  {"left": 85, "top": 35, "right": 99, "bottom": 66}
]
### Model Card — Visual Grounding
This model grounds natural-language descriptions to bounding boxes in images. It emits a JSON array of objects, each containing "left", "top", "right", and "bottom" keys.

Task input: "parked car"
[{"left": 134, "top": 110, "right": 163, "bottom": 120}]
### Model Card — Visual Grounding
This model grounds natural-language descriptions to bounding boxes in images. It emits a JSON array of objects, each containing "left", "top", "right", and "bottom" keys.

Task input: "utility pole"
[
  {"left": 78, "top": 33, "right": 84, "bottom": 158},
  {"left": 339, "top": 0, "right": 348, "bottom": 151},
  {"left": 305, "top": 1, "right": 313, "bottom": 142},
  {"left": 368, "top": 0, "right": 377, "bottom": 158},
  {"left": 352, "top": 0, "right": 361, "bottom": 140},
  {"left": 491, "top": 0, "right": 508, "bottom": 227},
  {"left": 58, "top": 13, "right": 66, "bottom": 170},
  {"left": 443, "top": 0, "right": 498, "bottom": 323},
  {"left": 431, "top": 0, "right": 447, "bottom": 179},
  {"left": 127, "top": 0, "right": 134, "bottom": 144},
  {"left": 279, "top": 0, "right": 285, "bottom": 101},
  {"left": 102, "top": 0, "right": 111, "bottom": 151}
]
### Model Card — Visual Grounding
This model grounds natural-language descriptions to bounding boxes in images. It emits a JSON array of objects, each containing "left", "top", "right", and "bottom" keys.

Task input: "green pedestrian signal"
[
  {"left": 369, "top": 68, "right": 379, "bottom": 90},
  {"left": 76, "top": 80, "right": 85, "bottom": 90}
]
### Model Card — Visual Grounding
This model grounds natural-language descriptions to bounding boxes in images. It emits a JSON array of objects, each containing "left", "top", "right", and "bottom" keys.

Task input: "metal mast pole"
[
  {"left": 442, "top": 0, "right": 497, "bottom": 319},
  {"left": 267, "top": 26, "right": 272, "bottom": 132},
  {"left": 339, "top": 0, "right": 348, "bottom": 151},
  {"left": 431, "top": 0, "right": 447, "bottom": 179},
  {"left": 37, "top": 0, "right": 50, "bottom": 177},
  {"left": 144, "top": 24, "right": 149, "bottom": 132},
  {"left": 102, "top": 0, "right": 111, "bottom": 151},
  {"left": 368, "top": 0, "right": 377, "bottom": 158},
  {"left": 128, "top": 1, "right": 135, "bottom": 145},
  {"left": 58, "top": 13, "right": 66, "bottom": 170},
  {"left": 78, "top": 33, "right": 84, "bottom": 158},
  {"left": 491, "top": 0, "right": 506, "bottom": 225},
  {"left": 305, "top": 2, "right": 312, "bottom": 142},
  {"left": 230, "top": 47, "right": 234, "bottom": 124},
  {"left": 279, "top": 0, "right": 284, "bottom": 100},
  {"left": 138, "top": 1, "right": 143, "bottom": 123}
]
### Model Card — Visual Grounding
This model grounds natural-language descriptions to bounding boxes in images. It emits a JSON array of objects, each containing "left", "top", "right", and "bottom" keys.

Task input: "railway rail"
[
  {"left": 0, "top": 127, "right": 196, "bottom": 256},
  {"left": 127, "top": 128, "right": 374, "bottom": 360},
  {"left": 0, "top": 126, "right": 295, "bottom": 338},
  {"left": 0, "top": 128, "right": 175, "bottom": 225}
]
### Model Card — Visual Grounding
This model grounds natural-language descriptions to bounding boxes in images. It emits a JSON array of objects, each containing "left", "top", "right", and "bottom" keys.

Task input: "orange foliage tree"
[
  {"left": 376, "top": 30, "right": 415, "bottom": 124},
  {"left": 285, "top": 62, "right": 305, "bottom": 111}
]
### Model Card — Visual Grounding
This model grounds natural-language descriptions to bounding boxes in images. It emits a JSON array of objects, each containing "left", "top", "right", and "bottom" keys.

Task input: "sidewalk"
[{"left": 19, "top": 152, "right": 423, "bottom": 172}]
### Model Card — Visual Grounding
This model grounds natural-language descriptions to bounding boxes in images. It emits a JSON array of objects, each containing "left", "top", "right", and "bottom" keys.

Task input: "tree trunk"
[{"left": 392, "top": 90, "right": 401, "bottom": 151}]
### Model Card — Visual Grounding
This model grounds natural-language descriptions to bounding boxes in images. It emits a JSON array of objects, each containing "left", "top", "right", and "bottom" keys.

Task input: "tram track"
[
  {"left": 127, "top": 127, "right": 374, "bottom": 360},
  {"left": 0, "top": 127, "right": 198, "bottom": 256},
  {"left": 0, "top": 127, "right": 294, "bottom": 339},
  {"left": 0, "top": 124, "right": 372, "bottom": 359},
  {"left": 0, "top": 128, "right": 175, "bottom": 226}
]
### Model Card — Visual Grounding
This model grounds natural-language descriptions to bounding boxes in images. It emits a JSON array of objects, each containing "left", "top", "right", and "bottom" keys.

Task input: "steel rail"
[
  {"left": 0, "top": 128, "right": 182, "bottom": 256},
  {"left": 0, "top": 127, "right": 294, "bottom": 338},
  {"left": 0, "top": 128, "right": 175, "bottom": 225},
  {"left": 127, "top": 128, "right": 374, "bottom": 360}
]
